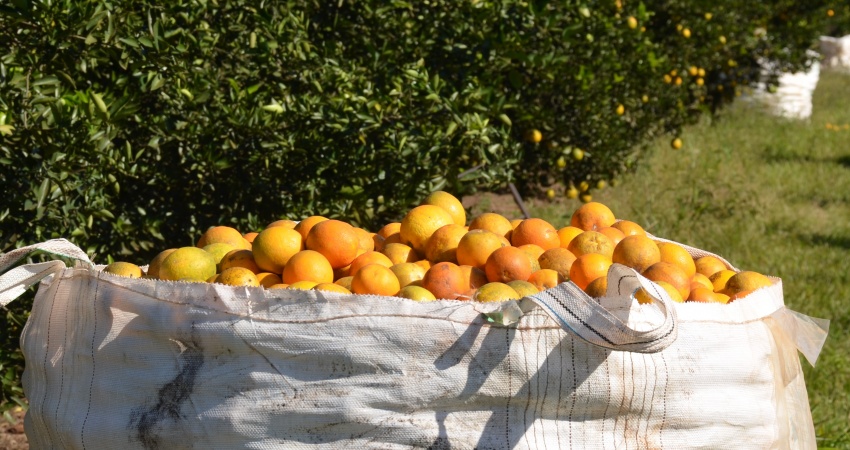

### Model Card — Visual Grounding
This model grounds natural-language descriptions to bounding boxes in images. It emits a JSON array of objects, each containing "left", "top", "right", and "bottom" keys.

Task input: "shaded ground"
[{"left": 1, "top": 408, "right": 28, "bottom": 450}]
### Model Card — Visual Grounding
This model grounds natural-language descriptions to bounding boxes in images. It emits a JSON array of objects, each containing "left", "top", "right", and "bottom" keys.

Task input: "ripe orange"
[
  {"left": 511, "top": 218, "right": 560, "bottom": 250},
  {"left": 400, "top": 205, "right": 456, "bottom": 253},
  {"left": 690, "top": 273, "right": 713, "bottom": 291},
  {"left": 570, "top": 202, "right": 616, "bottom": 231},
  {"left": 709, "top": 269, "right": 737, "bottom": 293},
  {"left": 584, "top": 276, "right": 608, "bottom": 298},
  {"left": 159, "top": 247, "right": 217, "bottom": 282},
  {"left": 377, "top": 222, "right": 402, "bottom": 239},
  {"left": 724, "top": 271, "right": 773, "bottom": 296},
  {"left": 313, "top": 283, "right": 352, "bottom": 294},
  {"left": 687, "top": 287, "right": 723, "bottom": 303},
  {"left": 382, "top": 242, "right": 420, "bottom": 265},
  {"left": 288, "top": 280, "right": 319, "bottom": 290},
  {"left": 507, "top": 280, "right": 539, "bottom": 297},
  {"left": 217, "top": 267, "right": 260, "bottom": 287},
  {"left": 567, "top": 230, "right": 615, "bottom": 258},
  {"left": 694, "top": 255, "right": 728, "bottom": 278},
  {"left": 556, "top": 226, "right": 584, "bottom": 249},
  {"left": 219, "top": 249, "right": 261, "bottom": 274},
  {"left": 103, "top": 262, "right": 143, "bottom": 278},
  {"left": 610, "top": 220, "right": 646, "bottom": 237},
  {"left": 397, "top": 285, "right": 437, "bottom": 302},
  {"left": 727, "top": 289, "right": 755, "bottom": 303},
  {"left": 456, "top": 229, "right": 507, "bottom": 270},
  {"left": 474, "top": 282, "right": 521, "bottom": 302},
  {"left": 424, "top": 224, "right": 467, "bottom": 264},
  {"left": 657, "top": 242, "right": 696, "bottom": 278},
  {"left": 422, "top": 191, "right": 467, "bottom": 226},
  {"left": 570, "top": 253, "right": 613, "bottom": 290},
  {"left": 256, "top": 272, "right": 283, "bottom": 288},
  {"left": 294, "top": 215, "right": 329, "bottom": 241},
  {"left": 305, "top": 219, "right": 360, "bottom": 269},
  {"left": 516, "top": 243, "right": 545, "bottom": 261},
  {"left": 147, "top": 248, "right": 177, "bottom": 279},
  {"left": 389, "top": 262, "right": 427, "bottom": 288},
  {"left": 421, "top": 262, "right": 467, "bottom": 300},
  {"left": 266, "top": 219, "right": 298, "bottom": 229},
  {"left": 528, "top": 269, "right": 561, "bottom": 291},
  {"left": 459, "top": 265, "right": 489, "bottom": 291},
  {"left": 243, "top": 232, "right": 259, "bottom": 243},
  {"left": 267, "top": 283, "right": 290, "bottom": 290},
  {"left": 348, "top": 251, "right": 394, "bottom": 276},
  {"left": 353, "top": 227, "right": 376, "bottom": 252},
  {"left": 468, "top": 213, "right": 514, "bottom": 240},
  {"left": 252, "top": 226, "right": 304, "bottom": 274},
  {"left": 612, "top": 235, "right": 661, "bottom": 273},
  {"left": 538, "top": 247, "right": 576, "bottom": 281},
  {"left": 636, "top": 281, "right": 684, "bottom": 304},
  {"left": 642, "top": 262, "right": 690, "bottom": 299},
  {"left": 282, "top": 250, "right": 334, "bottom": 285},
  {"left": 204, "top": 243, "right": 237, "bottom": 267},
  {"left": 598, "top": 226, "right": 626, "bottom": 246},
  {"left": 197, "top": 226, "right": 251, "bottom": 250},
  {"left": 485, "top": 246, "right": 533, "bottom": 283},
  {"left": 334, "top": 276, "right": 354, "bottom": 291}
]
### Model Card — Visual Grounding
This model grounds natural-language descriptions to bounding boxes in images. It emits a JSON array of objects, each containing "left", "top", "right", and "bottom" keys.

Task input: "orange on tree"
[{"left": 282, "top": 250, "right": 334, "bottom": 285}]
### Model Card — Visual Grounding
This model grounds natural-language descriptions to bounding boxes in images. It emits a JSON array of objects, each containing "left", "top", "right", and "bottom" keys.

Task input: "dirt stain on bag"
[{"left": 128, "top": 329, "right": 204, "bottom": 449}]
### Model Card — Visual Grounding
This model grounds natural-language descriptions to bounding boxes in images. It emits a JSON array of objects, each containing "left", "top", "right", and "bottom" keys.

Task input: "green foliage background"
[{"left": 1, "top": 0, "right": 847, "bottom": 416}]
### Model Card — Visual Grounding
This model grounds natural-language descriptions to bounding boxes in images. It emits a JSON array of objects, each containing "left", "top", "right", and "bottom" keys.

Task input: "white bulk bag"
[
  {"left": 819, "top": 35, "right": 850, "bottom": 72},
  {"left": 0, "top": 239, "right": 828, "bottom": 449}
]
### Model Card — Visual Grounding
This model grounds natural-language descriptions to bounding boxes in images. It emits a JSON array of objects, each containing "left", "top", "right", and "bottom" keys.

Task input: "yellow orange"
[
  {"left": 528, "top": 269, "right": 561, "bottom": 291},
  {"left": 570, "top": 253, "right": 613, "bottom": 290},
  {"left": 456, "top": 229, "right": 507, "bottom": 270},
  {"left": 584, "top": 276, "right": 608, "bottom": 298},
  {"left": 382, "top": 242, "right": 420, "bottom": 265},
  {"left": 256, "top": 272, "right": 283, "bottom": 288},
  {"left": 570, "top": 202, "right": 616, "bottom": 231},
  {"left": 267, "top": 283, "right": 290, "bottom": 289},
  {"left": 252, "top": 226, "right": 304, "bottom": 274},
  {"left": 400, "top": 205, "right": 456, "bottom": 253},
  {"left": 197, "top": 226, "right": 251, "bottom": 250},
  {"left": 724, "top": 271, "right": 773, "bottom": 296},
  {"left": 611, "top": 220, "right": 646, "bottom": 237},
  {"left": 694, "top": 255, "right": 728, "bottom": 278},
  {"left": 204, "top": 243, "right": 237, "bottom": 267},
  {"left": 538, "top": 247, "right": 576, "bottom": 281},
  {"left": 159, "top": 247, "right": 217, "bottom": 282},
  {"left": 266, "top": 219, "right": 298, "bottom": 229},
  {"left": 389, "top": 262, "right": 427, "bottom": 288},
  {"left": 612, "top": 235, "right": 661, "bottom": 273},
  {"left": 687, "top": 287, "right": 724, "bottom": 303},
  {"left": 636, "top": 281, "right": 684, "bottom": 304},
  {"left": 598, "top": 226, "right": 626, "bottom": 246},
  {"left": 288, "top": 280, "right": 319, "bottom": 290},
  {"left": 709, "top": 269, "right": 737, "bottom": 293},
  {"left": 690, "top": 273, "right": 713, "bottom": 291},
  {"left": 351, "top": 263, "right": 400, "bottom": 296},
  {"left": 282, "top": 250, "right": 334, "bottom": 285},
  {"left": 397, "top": 285, "right": 437, "bottom": 302},
  {"left": 657, "top": 242, "right": 696, "bottom": 278},
  {"left": 147, "top": 248, "right": 177, "bottom": 279},
  {"left": 557, "top": 226, "right": 584, "bottom": 249},
  {"left": 511, "top": 218, "right": 560, "bottom": 250},
  {"left": 567, "top": 230, "right": 615, "bottom": 258},
  {"left": 334, "top": 276, "right": 354, "bottom": 291},
  {"left": 468, "top": 213, "right": 514, "bottom": 240},
  {"left": 422, "top": 190, "right": 467, "bottom": 226},
  {"left": 217, "top": 267, "right": 260, "bottom": 287},
  {"left": 507, "top": 280, "right": 539, "bottom": 297},
  {"left": 313, "top": 283, "right": 352, "bottom": 294},
  {"left": 474, "top": 282, "right": 521, "bottom": 303},
  {"left": 219, "top": 249, "right": 261, "bottom": 274},
  {"left": 103, "top": 262, "right": 143, "bottom": 278},
  {"left": 294, "top": 215, "right": 329, "bottom": 241}
]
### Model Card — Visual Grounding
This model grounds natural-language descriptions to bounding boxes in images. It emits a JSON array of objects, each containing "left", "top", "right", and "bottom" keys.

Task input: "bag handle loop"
[{"left": 0, "top": 239, "right": 92, "bottom": 307}]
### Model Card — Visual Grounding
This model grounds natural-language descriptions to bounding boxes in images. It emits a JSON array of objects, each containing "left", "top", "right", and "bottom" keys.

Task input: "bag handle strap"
[
  {"left": 527, "top": 264, "right": 678, "bottom": 353},
  {"left": 0, "top": 239, "right": 92, "bottom": 307}
]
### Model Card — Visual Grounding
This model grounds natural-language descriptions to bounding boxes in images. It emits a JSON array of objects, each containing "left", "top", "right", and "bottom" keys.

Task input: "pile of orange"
[{"left": 103, "top": 191, "right": 774, "bottom": 304}]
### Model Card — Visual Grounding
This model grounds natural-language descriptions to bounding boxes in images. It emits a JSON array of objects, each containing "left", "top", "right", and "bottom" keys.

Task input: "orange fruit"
[
  {"left": 256, "top": 272, "right": 283, "bottom": 288},
  {"left": 353, "top": 227, "right": 376, "bottom": 252},
  {"left": 510, "top": 218, "right": 523, "bottom": 230},
  {"left": 294, "top": 215, "right": 329, "bottom": 241},
  {"left": 687, "top": 287, "right": 722, "bottom": 303},
  {"left": 103, "top": 262, "right": 143, "bottom": 278},
  {"left": 642, "top": 262, "right": 690, "bottom": 299},
  {"left": 507, "top": 280, "right": 539, "bottom": 297},
  {"left": 414, "top": 259, "right": 432, "bottom": 272},
  {"left": 204, "top": 243, "right": 237, "bottom": 266},
  {"left": 282, "top": 250, "right": 334, "bottom": 285},
  {"left": 422, "top": 190, "right": 467, "bottom": 226},
  {"left": 611, "top": 220, "right": 646, "bottom": 237},
  {"left": 727, "top": 289, "right": 755, "bottom": 303},
  {"left": 612, "top": 235, "right": 661, "bottom": 273},
  {"left": 267, "top": 283, "right": 290, "bottom": 289},
  {"left": 517, "top": 243, "right": 545, "bottom": 261},
  {"left": 636, "top": 281, "right": 684, "bottom": 304},
  {"left": 709, "top": 269, "right": 737, "bottom": 293},
  {"left": 474, "top": 282, "right": 521, "bottom": 302},
  {"left": 459, "top": 265, "right": 489, "bottom": 291},
  {"left": 313, "top": 283, "right": 352, "bottom": 294},
  {"left": 528, "top": 269, "right": 561, "bottom": 291},
  {"left": 349, "top": 251, "right": 394, "bottom": 276},
  {"left": 694, "top": 255, "right": 728, "bottom": 278},
  {"left": 570, "top": 253, "right": 613, "bottom": 291},
  {"left": 511, "top": 218, "right": 560, "bottom": 250},
  {"left": 252, "top": 227, "right": 304, "bottom": 274},
  {"left": 243, "top": 232, "right": 259, "bottom": 243},
  {"left": 389, "top": 262, "right": 427, "bottom": 288},
  {"left": 570, "top": 202, "right": 616, "bottom": 231},
  {"left": 207, "top": 274, "right": 218, "bottom": 283},
  {"left": 584, "top": 276, "right": 608, "bottom": 298},
  {"left": 382, "top": 242, "right": 420, "bottom": 265},
  {"left": 557, "top": 226, "right": 584, "bottom": 249},
  {"left": 377, "top": 222, "right": 402, "bottom": 239},
  {"left": 422, "top": 262, "right": 467, "bottom": 300},
  {"left": 397, "top": 285, "right": 437, "bottom": 302},
  {"left": 334, "top": 276, "right": 354, "bottom": 291},
  {"left": 351, "top": 263, "right": 400, "bottom": 296},
  {"left": 159, "top": 247, "right": 217, "bottom": 282},
  {"left": 538, "top": 247, "right": 576, "bottom": 281},
  {"left": 567, "top": 230, "right": 615, "bottom": 258},
  {"left": 217, "top": 267, "right": 260, "bottom": 287},
  {"left": 456, "top": 229, "right": 507, "bottom": 270},
  {"left": 288, "top": 280, "right": 319, "bottom": 290},
  {"left": 266, "top": 219, "right": 298, "bottom": 229},
  {"left": 468, "top": 212, "right": 513, "bottom": 240},
  {"left": 724, "top": 271, "right": 773, "bottom": 296},
  {"left": 197, "top": 226, "right": 251, "bottom": 250},
  {"left": 219, "top": 249, "right": 261, "bottom": 274},
  {"left": 372, "top": 234, "right": 387, "bottom": 253},
  {"left": 400, "top": 205, "right": 456, "bottom": 253},
  {"left": 657, "top": 242, "right": 696, "bottom": 278},
  {"left": 424, "top": 224, "right": 467, "bottom": 264},
  {"left": 598, "top": 226, "right": 626, "bottom": 246},
  {"left": 485, "top": 246, "right": 533, "bottom": 283},
  {"left": 690, "top": 273, "right": 713, "bottom": 291},
  {"left": 305, "top": 219, "right": 360, "bottom": 270},
  {"left": 147, "top": 248, "right": 177, "bottom": 279}
]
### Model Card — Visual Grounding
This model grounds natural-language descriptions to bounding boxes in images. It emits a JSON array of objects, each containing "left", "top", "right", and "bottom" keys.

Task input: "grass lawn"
[{"left": 475, "top": 69, "right": 850, "bottom": 448}]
